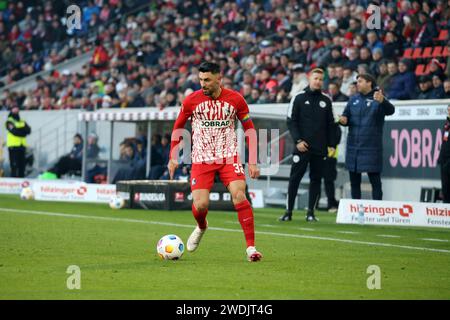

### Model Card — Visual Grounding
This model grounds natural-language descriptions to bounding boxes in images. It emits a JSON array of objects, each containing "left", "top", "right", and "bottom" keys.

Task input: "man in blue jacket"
[
  {"left": 385, "top": 59, "right": 416, "bottom": 100},
  {"left": 339, "top": 73, "right": 395, "bottom": 200}
]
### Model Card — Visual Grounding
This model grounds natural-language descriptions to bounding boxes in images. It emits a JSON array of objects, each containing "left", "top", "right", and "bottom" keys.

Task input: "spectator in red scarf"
[{"left": 90, "top": 39, "right": 109, "bottom": 77}]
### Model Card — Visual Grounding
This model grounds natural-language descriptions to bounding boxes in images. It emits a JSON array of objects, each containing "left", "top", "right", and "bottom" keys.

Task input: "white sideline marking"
[
  {"left": 377, "top": 234, "right": 401, "bottom": 238},
  {"left": 337, "top": 231, "right": 360, "bottom": 235},
  {"left": 421, "top": 238, "right": 449, "bottom": 242},
  {"left": 1, "top": 207, "right": 450, "bottom": 254},
  {"left": 298, "top": 228, "right": 315, "bottom": 232}
]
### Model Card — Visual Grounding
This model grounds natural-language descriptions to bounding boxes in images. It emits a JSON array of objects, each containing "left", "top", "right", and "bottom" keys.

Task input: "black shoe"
[
  {"left": 306, "top": 215, "right": 319, "bottom": 222},
  {"left": 279, "top": 213, "right": 292, "bottom": 221},
  {"left": 306, "top": 211, "right": 319, "bottom": 222}
]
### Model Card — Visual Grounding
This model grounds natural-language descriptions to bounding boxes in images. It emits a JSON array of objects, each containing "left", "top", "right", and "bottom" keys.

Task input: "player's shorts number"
[{"left": 233, "top": 164, "right": 245, "bottom": 174}]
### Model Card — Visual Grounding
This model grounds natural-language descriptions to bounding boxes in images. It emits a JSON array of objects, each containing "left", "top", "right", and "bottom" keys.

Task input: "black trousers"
[
  {"left": 8, "top": 146, "right": 26, "bottom": 178},
  {"left": 441, "top": 161, "right": 450, "bottom": 203},
  {"left": 49, "top": 155, "right": 81, "bottom": 178},
  {"left": 349, "top": 171, "right": 382, "bottom": 200},
  {"left": 286, "top": 152, "right": 325, "bottom": 214},
  {"left": 323, "top": 157, "right": 338, "bottom": 208}
]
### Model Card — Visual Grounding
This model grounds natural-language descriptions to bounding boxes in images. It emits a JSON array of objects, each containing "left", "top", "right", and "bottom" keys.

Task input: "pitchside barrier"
[
  {"left": 337, "top": 199, "right": 450, "bottom": 229},
  {"left": 0, "top": 178, "right": 264, "bottom": 209},
  {"left": 117, "top": 180, "right": 234, "bottom": 210}
]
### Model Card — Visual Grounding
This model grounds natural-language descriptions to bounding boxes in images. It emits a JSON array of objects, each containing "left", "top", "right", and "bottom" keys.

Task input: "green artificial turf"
[{"left": 0, "top": 194, "right": 449, "bottom": 300}]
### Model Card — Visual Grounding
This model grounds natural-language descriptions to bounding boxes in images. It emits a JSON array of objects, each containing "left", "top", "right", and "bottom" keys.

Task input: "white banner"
[
  {"left": 249, "top": 189, "right": 264, "bottom": 208},
  {"left": 337, "top": 199, "right": 450, "bottom": 229},
  {"left": 32, "top": 181, "right": 116, "bottom": 203},
  {"left": 0, "top": 178, "right": 34, "bottom": 194}
]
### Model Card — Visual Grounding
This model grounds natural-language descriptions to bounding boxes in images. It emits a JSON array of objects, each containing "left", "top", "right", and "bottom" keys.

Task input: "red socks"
[
  {"left": 192, "top": 204, "right": 208, "bottom": 230},
  {"left": 234, "top": 200, "right": 255, "bottom": 247},
  {"left": 192, "top": 200, "right": 255, "bottom": 247}
]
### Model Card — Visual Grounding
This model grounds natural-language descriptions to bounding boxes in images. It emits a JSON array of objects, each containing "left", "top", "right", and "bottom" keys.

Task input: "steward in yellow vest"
[{"left": 5, "top": 107, "right": 31, "bottom": 177}]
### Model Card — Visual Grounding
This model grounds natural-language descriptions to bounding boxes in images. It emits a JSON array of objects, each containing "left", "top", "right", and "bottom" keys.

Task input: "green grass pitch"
[{"left": 0, "top": 194, "right": 449, "bottom": 300}]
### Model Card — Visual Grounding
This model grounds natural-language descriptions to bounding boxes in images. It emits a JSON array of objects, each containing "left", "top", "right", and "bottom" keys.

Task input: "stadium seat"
[
  {"left": 421, "top": 47, "right": 433, "bottom": 59},
  {"left": 432, "top": 46, "right": 443, "bottom": 58},
  {"left": 412, "top": 48, "right": 423, "bottom": 59},
  {"left": 438, "top": 29, "right": 449, "bottom": 41},
  {"left": 415, "top": 64, "right": 427, "bottom": 76},
  {"left": 443, "top": 46, "right": 449, "bottom": 57},
  {"left": 402, "top": 48, "right": 413, "bottom": 59}
]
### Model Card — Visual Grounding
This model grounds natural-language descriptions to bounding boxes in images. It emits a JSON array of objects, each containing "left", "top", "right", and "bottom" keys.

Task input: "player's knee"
[
  {"left": 231, "top": 190, "right": 247, "bottom": 204},
  {"left": 193, "top": 199, "right": 209, "bottom": 212}
]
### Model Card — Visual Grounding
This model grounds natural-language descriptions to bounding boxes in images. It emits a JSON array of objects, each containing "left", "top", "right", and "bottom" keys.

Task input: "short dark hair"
[
  {"left": 328, "top": 81, "right": 341, "bottom": 88},
  {"left": 357, "top": 73, "right": 377, "bottom": 89},
  {"left": 198, "top": 61, "right": 220, "bottom": 74}
]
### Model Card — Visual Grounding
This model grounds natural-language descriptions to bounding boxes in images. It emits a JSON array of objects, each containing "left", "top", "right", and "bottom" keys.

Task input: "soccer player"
[{"left": 168, "top": 61, "right": 263, "bottom": 262}]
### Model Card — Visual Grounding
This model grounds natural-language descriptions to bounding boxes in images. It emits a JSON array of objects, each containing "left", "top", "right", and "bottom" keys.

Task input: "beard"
[{"left": 202, "top": 88, "right": 212, "bottom": 97}]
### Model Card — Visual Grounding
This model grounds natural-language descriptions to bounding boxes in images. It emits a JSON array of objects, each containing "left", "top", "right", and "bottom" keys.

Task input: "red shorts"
[{"left": 190, "top": 161, "right": 246, "bottom": 191}]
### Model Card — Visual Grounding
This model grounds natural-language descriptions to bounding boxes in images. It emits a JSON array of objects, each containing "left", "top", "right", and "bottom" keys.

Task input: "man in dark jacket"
[
  {"left": 386, "top": 59, "right": 416, "bottom": 100},
  {"left": 279, "top": 68, "right": 337, "bottom": 222},
  {"left": 322, "top": 122, "right": 342, "bottom": 212},
  {"left": 5, "top": 106, "right": 31, "bottom": 177},
  {"left": 328, "top": 82, "right": 349, "bottom": 102},
  {"left": 339, "top": 74, "right": 395, "bottom": 200},
  {"left": 40, "top": 134, "right": 84, "bottom": 179},
  {"left": 444, "top": 79, "right": 450, "bottom": 99},
  {"left": 414, "top": 11, "right": 438, "bottom": 47},
  {"left": 438, "top": 105, "right": 450, "bottom": 203},
  {"left": 416, "top": 76, "right": 434, "bottom": 100}
]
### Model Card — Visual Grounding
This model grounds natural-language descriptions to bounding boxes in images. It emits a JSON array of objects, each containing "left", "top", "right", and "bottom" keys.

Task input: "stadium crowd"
[{"left": 0, "top": 0, "right": 450, "bottom": 112}]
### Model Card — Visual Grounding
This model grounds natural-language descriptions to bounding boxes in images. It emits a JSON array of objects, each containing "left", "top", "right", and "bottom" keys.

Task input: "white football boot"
[
  {"left": 187, "top": 223, "right": 207, "bottom": 252},
  {"left": 246, "top": 246, "right": 263, "bottom": 262}
]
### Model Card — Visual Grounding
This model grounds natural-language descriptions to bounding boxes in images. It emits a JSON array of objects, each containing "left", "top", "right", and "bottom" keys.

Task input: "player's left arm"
[
  {"left": 168, "top": 102, "right": 192, "bottom": 179},
  {"left": 236, "top": 95, "right": 259, "bottom": 179}
]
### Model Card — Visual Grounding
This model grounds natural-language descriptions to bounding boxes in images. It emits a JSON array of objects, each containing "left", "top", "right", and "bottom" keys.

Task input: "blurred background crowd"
[{"left": 0, "top": 0, "right": 450, "bottom": 112}]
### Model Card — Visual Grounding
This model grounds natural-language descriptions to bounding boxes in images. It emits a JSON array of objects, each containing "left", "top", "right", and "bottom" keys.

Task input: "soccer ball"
[
  {"left": 109, "top": 195, "right": 125, "bottom": 209},
  {"left": 20, "top": 187, "right": 34, "bottom": 200},
  {"left": 157, "top": 235, "right": 185, "bottom": 260}
]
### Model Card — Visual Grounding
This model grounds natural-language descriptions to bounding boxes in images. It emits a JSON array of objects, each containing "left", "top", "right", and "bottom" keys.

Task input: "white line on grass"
[
  {"left": 1, "top": 207, "right": 450, "bottom": 254},
  {"left": 421, "top": 238, "right": 449, "bottom": 242},
  {"left": 337, "top": 231, "right": 360, "bottom": 235},
  {"left": 298, "top": 228, "right": 315, "bottom": 232},
  {"left": 377, "top": 234, "right": 401, "bottom": 238}
]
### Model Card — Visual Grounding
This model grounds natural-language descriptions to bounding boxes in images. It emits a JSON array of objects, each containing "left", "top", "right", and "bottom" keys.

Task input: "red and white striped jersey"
[{"left": 171, "top": 87, "right": 253, "bottom": 164}]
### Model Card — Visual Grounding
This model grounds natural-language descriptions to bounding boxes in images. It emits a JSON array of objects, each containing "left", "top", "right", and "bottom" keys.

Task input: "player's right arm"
[{"left": 168, "top": 102, "right": 192, "bottom": 179}]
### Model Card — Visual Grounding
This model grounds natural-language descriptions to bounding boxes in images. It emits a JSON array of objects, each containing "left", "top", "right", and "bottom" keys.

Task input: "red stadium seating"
[
  {"left": 415, "top": 64, "right": 426, "bottom": 76},
  {"left": 443, "top": 46, "right": 449, "bottom": 57},
  {"left": 432, "top": 46, "right": 443, "bottom": 58},
  {"left": 402, "top": 48, "right": 413, "bottom": 59},
  {"left": 421, "top": 47, "right": 433, "bottom": 59},
  {"left": 437, "top": 29, "right": 449, "bottom": 41},
  {"left": 412, "top": 48, "right": 423, "bottom": 59}
]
